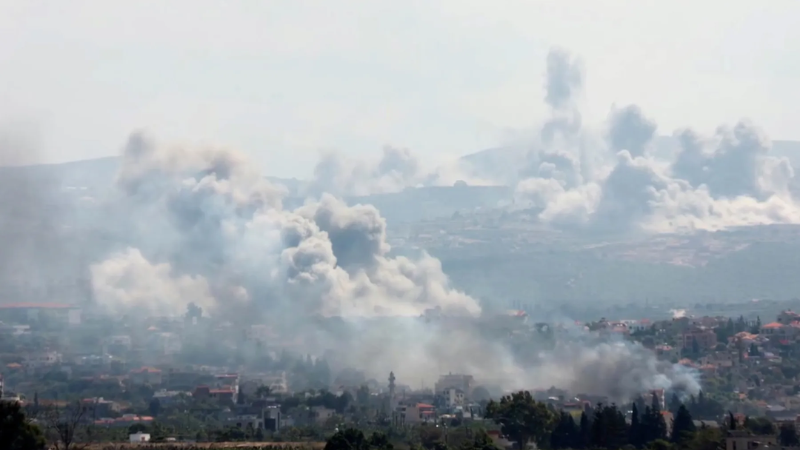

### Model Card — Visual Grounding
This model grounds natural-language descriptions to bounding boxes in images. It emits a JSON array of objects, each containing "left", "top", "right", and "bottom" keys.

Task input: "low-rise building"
[
  {"left": 129, "top": 367, "right": 163, "bottom": 385},
  {"left": 681, "top": 327, "right": 717, "bottom": 350}
]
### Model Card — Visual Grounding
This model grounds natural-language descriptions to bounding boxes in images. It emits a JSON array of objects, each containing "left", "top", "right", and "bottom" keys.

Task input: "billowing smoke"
[
  {"left": 82, "top": 130, "right": 699, "bottom": 399},
  {"left": 515, "top": 49, "right": 800, "bottom": 233},
  {"left": 91, "top": 132, "right": 482, "bottom": 322},
  {"left": 533, "top": 341, "right": 699, "bottom": 399},
  {"left": 308, "top": 145, "right": 494, "bottom": 197}
]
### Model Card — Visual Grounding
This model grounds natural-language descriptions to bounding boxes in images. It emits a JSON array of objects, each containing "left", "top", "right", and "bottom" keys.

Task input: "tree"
[
  {"left": 485, "top": 391, "right": 556, "bottom": 449},
  {"left": 255, "top": 385, "right": 272, "bottom": 398},
  {"left": 42, "top": 401, "right": 88, "bottom": 450},
  {"left": 551, "top": 412, "right": 579, "bottom": 449},
  {"left": 668, "top": 394, "right": 682, "bottom": 415},
  {"left": 369, "top": 431, "right": 394, "bottom": 450},
  {"left": 779, "top": 423, "right": 799, "bottom": 447},
  {"left": 148, "top": 398, "right": 161, "bottom": 417},
  {"left": 462, "top": 430, "right": 500, "bottom": 450},
  {"left": 686, "top": 427, "right": 724, "bottom": 450},
  {"left": 640, "top": 405, "right": 667, "bottom": 445},
  {"left": 579, "top": 411, "right": 590, "bottom": 449},
  {"left": 0, "top": 401, "right": 46, "bottom": 450},
  {"left": 326, "top": 428, "right": 370, "bottom": 450},
  {"left": 671, "top": 405, "right": 696, "bottom": 444},
  {"left": 744, "top": 416, "right": 774, "bottom": 435},
  {"left": 590, "top": 403, "right": 628, "bottom": 449},
  {"left": 631, "top": 402, "right": 643, "bottom": 448}
]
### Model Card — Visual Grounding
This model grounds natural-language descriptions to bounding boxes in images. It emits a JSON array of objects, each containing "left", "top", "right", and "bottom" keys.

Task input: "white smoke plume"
[{"left": 514, "top": 49, "right": 800, "bottom": 233}]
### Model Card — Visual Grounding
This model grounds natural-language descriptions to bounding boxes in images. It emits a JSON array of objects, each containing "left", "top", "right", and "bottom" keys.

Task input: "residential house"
[
  {"left": 395, "top": 403, "right": 435, "bottom": 425},
  {"left": 444, "top": 388, "right": 466, "bottom": 408},
  {"left": 680, "top": 327, "right": 717, "bottom": 350},
  {"left": 655, "top": 345, "right": 680, "bottom": 360},
  {"left": 311, "top": 406, "right": 337, "bottom": 424},
  {"left": 215, "top": 374, "right": 240, "bottom": 395},
  {"left": 129, "top": 367, "right": 163, "bottom": 385},
  {"left": 94, "top": 414, "right": 154, "bottom": 428},
  {"left": 152, "top": 389, "right": 190, "bottom": 407},
  {"left": 778, "top": 311, "right": 800, "bottom": 325},
  {"left": 760, "top": 322, "right": 800, "bottom": 340},
  {"left": 129, "top": 432, "right": 151, "bottom": 443},
  {"left": 25, "top": 351, "right": 62, "bottom": 369},
  {"left": 725, "top": 430, "right": 776, "bottom": 450},
  {"left": 193, "top": 385, "right": 235, "bottom": 403},
  {"left": 81, "top": 397, "right": 121, "bottom": 417},
  {"left": 435, "top": 373, "right": 474, "bottom": 397}
]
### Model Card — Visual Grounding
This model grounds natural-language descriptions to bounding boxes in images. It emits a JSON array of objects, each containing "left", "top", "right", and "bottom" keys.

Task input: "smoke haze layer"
[{"left": 80, "top": 128, "right": 700, "bottom": 400}]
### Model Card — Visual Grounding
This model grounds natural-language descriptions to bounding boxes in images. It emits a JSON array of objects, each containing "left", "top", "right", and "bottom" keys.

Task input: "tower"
[
  {"left": 388, "top": 371, "right": 396, "bottom": 398},
  {"left": 388, "top": 371, "right": 397, "bottom": 423},
  {"left": 0, "top": 373, "right": 4, "bottom": 398}
]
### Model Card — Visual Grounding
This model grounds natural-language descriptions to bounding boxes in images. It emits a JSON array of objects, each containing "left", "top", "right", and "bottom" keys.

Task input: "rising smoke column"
[{"left": 514, "top": 49, "right": 800, "bottom": 232}]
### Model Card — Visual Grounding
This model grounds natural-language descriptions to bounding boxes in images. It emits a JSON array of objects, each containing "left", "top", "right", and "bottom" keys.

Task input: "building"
[
  {"left": 654, "top": 345, "right": 680, "bottom": 360},
  {"left": 129, "top": 367, "right": 163, "bottom": 385},
  {"left": 435, "top": 373, "right": 474, "bottom": 397},
  {"left": 395, "top": 403, "right": 435, "bottom": 425},
  {"left": 680, "top": 327, "right": 717, "bottom": 350},
  {"left": 778, "top": 311, "right": 800, "bottom": 325},
  {"left": 725, "top": 430, "right": 777, "bottom": 450},
  {"left": 152, "top": 389, "right": 190, "bottom": 407},
  {"left": 193, "top": 385, "right": 235, "bottom": 403},
  {"left": 129, "top": 432, "right": 150, "bottom": 443},
  {"left": 444, "top": 388, "right": 466, "bottom": 408},
  {"left": 760, "top": 322, "right": 800, "bottom": 339},
  {"left": 82, "top": 397, "right": 121, "bottom": 417},
  {"left": 25, "top": 351, "right": 62, "bottom": 369},
  {"left": 215, "top": 374, "right": 240, "bottom": 395}
]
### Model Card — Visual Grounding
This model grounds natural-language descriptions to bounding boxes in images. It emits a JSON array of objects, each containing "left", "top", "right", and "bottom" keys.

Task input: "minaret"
[
  {"left": 388, "top": 371, "right": 397, "bottom": 421},
  {"left": 0, "top": 373, "right": 4, "bottom": 399}
]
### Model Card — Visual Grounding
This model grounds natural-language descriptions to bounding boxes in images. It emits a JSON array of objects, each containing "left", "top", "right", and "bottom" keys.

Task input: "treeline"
[
  {"left": 483, "top": 390, "right": 789, "bottom": 450},
  {"left": 94, "top": 446, "right": 318, "bottom": 450}
]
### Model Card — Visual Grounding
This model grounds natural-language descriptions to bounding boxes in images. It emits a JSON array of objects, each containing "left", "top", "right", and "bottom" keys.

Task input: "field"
[{"left": 86, "top": 442, "right": 326, "bottom": 450}]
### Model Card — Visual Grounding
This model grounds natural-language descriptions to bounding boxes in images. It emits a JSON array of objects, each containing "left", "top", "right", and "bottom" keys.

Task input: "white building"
[{"left": 129, "top": 432, "right": 151, "bottom": 443}]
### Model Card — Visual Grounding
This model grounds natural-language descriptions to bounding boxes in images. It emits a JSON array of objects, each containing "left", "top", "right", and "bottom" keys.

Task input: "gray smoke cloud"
[
  {"left": 308, "top": 145, "right": 494, "bottom": 197},
  {"left": 81, "top": 130, "right": 700, "bottom": 399},
  {"left": 515, "top": 49, "right": 800, "bottom": 233}
]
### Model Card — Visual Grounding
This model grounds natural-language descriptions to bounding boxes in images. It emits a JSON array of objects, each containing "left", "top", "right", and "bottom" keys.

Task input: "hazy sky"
[{"left": 1, "top": 1, "right": 798, "bottom": 178}]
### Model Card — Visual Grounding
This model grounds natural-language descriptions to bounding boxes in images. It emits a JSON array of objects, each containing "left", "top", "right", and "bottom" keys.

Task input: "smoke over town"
[
  {"left": 12, "top": 46, "right": 787, "bottom": 404},
  {"left": 83, "top": 119, "right": 700, "bottom": 400}
]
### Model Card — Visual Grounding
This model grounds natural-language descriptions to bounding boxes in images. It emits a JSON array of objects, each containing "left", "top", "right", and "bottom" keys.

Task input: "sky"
[{"left": 1, "top": 0, "right": 799, "bottom": 178}]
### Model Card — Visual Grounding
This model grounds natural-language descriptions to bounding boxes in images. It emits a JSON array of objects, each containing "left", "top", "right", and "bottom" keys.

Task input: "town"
[{"left": 3, "top": 300, "right": 800, "bottom": 450}]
